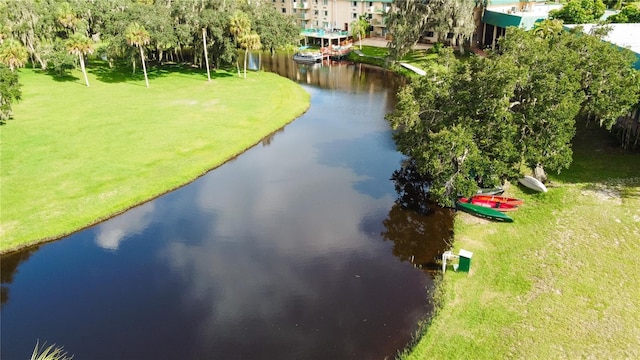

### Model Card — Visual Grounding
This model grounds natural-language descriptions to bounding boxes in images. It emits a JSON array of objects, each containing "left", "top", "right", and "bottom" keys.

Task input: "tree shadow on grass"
[
  {"left": 87, "top": 60, "right": 233, "bottom": 84},
  {"left": 40, "top": 70, "right": 80, "bottom": 83},
  {"left": 400, "top": 51, "right": 436, "bottom": 63},
  {"left": 148, "top": 63, "right": 234, "bottom": 80},
  {"left": 580, "top": 180, "right": 640, "bottom": 201},
  {"left": 552, "top": 121, "right": 640, "bottom": 199}
]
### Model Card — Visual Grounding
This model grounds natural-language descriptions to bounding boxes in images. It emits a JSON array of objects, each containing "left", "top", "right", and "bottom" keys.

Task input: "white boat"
[
  {"left": 518, "top": 175, "right": 548, "bottom": 192},
  {"left": 293, "top": 52, "right": 322, "bottom": 63},
  {"left": 476, "top": 186, "right": 504, "bottom": 195}
]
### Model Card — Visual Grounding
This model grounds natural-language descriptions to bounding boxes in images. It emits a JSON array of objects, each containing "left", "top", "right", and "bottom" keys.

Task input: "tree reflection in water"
[
  {"left": 1, "top": 246, "right": 40, "bottom": 307},
  {"left": 382, "top": 160, "right": 454, "bottom": 274}
]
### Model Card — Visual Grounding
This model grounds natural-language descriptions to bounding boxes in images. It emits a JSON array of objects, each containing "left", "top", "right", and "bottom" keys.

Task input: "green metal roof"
[
  {"left": 482, "top": 9, "right": 548, "bottom": 30},
  {"left": 485, "top": 0, "right": 546, "bottom": 5},
  {"left": 482, "top": 11, "right": 522, "bottom": 28}
]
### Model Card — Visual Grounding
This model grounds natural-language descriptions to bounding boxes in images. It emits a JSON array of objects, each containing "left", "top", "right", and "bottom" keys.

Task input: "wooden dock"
[{"left": 399, "top": 62, "right": 426, "bottom": 76}]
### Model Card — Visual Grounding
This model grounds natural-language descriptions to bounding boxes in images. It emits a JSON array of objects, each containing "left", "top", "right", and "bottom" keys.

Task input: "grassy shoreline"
[
  {"left": 352, "top": 42, "right": 640, "bottom": 358},
  {"left": 403, "top": 125, "right": 640, "bottom": 358},
  {"left": 0, "top": 63, "right": 310, "bottom": 254}
]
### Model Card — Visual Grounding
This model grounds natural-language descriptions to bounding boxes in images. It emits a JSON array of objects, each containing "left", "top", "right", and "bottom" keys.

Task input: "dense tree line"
[
  {"left": 386, "top": 21, "right": 640, "bottom": 206},
  {"left": 550, "top": 0, "right": 640, "bottom": 24},
  {"left": 0, "top": 0, "right": 299, "bottom": 71},
  {"left": 608, "top": 4, "right": 640, "bottom": 23},
  {"left": 0, "top": 0, "right": 300, "bottom": 119},
  {"left": 549, "top": 0, "right": 606, "bottom": 24},
  {"left": 0, "top": 64, "right": 20, "bottom": 123}
]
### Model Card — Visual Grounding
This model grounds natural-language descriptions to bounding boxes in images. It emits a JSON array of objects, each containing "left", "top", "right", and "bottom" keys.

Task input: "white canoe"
[{"left": 519, "top": 175, "right": 548, "bottom": 192}]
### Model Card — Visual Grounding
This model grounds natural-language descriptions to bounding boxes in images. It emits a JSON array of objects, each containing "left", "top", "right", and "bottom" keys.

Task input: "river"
[{"left": 0, "top": 53, "right": 453, "bottom": 359}]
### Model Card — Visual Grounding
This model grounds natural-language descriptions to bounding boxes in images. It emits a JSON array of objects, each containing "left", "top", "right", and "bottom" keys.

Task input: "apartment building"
[
  {"left": 481, "top": 0, "right": 560, "bottom": 47},
  {"left": 270, "top": 0, "right": 392, "bottom": 37}
]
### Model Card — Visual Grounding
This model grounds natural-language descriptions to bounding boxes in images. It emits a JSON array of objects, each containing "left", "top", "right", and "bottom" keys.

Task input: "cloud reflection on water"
[
  {"left": 154, "top": 83, "right": 429, "bottom": 357},
  {"left": 94, "top": 202, "right": 155, "bottom": 250}
]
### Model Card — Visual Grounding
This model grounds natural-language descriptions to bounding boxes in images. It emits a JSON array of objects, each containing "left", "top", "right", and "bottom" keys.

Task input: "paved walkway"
[{"left": 472, "top": 47, "right": 488, "bottom": 57}]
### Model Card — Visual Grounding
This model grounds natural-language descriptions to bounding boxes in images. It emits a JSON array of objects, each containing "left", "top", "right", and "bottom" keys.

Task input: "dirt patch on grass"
[
  {"left": 0, "top": 221, "right": 19, "bottom": 241},
  {"left": 458, "top": 235, "right": 490, "bottom": 250},
  {"left": 172, "top": 99, "right": 199, "bottom": 106},
  {"left": 580, "top": 185, "right": 622, "bottom": 205},
  {"left": 204, "top": 99, "right": 220, "bottom": 107},
  {"left": 458, "top": 212, "right": 492, "bottom": 225}
]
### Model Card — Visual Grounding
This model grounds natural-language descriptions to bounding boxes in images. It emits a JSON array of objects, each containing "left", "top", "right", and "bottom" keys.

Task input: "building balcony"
[
  {"left": 371, "top": 18, "right": 387, "bottom": 27},
  {"left": 296, "top": 2, "right": 310, "bottom": 9},
  {"left": 298, "top": 13, "right": 311, "bottom": 20},
  {"left": 368, "top": 5, "right": 390, "bottom": 14}
]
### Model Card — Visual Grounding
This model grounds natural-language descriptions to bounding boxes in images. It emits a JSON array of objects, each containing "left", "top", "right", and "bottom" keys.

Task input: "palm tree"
[
  {"left": 229, "top": 11, "right": 250, "bottom": 78},
  {"left": 125, "top": 22, "right": 151, "bottom": 88},
  {"left": 202, "top": 28, "right": 211, "bottom": 81},
  {"left": 56, "top": 2, "right": 78, "bottom": 32},
  {"left": 240, "top": 32, "right": 261, "bottom": 79},
  {"left": 65, "top": 33, "right": 94, "bottom": 87},
  {"left": 350, "top": 16, "right": 368, "bottom": 50},
  {"left": 0, "top": 39, "right": 28, "bottom": 71}
]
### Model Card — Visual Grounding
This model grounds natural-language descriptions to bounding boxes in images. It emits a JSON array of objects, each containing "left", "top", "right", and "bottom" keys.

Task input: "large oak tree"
[
  {"left": 386, "top": 25, "right": 640, "bottom": 206},
  {"left": 386, "top": 0, "right": 479, "bottom": 59}
]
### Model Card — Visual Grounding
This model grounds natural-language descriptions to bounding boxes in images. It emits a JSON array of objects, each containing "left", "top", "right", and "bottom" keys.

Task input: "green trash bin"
[{"left": 458, "top": 249, "right": 473, "bottom": 272}]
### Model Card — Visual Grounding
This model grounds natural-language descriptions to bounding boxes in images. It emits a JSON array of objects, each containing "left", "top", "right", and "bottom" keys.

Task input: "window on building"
[
  {"left": 314, "top": 9, "right": 319, "bottom": 15},
  {"left": 323, "top": 21, "right": 329, "bottom": 29},
  {"left": 323, "top": 0, "right": 328, "bottom": 5},
  {"left": 313, "top": 20, "right": 318, "bottom": 26},
  {"left": 426, "top": 31, "right": 434, "bottom": 37},
  {"left": 352, "top": 1, "right": 357, "bottom": 7},
  {"left": 324, "top": 10, "right": 328, "bottom": 16},
  {"left": 369, "top": 2, "right": 373, "bottom": 6},
  {"left": 282, "top": 8, "right": 286, "bottom": 13},
  {"left": 352, "top": 13, "right": 357, "bottom": 19},
  {"left": 293, "top": 8, "right": 297, "bottom": 13},
  {"left": 447, "top": 32, "right": 454, "bottom": 39}
]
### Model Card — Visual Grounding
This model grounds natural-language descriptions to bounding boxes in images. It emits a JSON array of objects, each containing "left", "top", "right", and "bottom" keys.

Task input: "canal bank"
[
  {"left": 0, "top": 67, "right": 310, "bottom": 254},
  {"left": 346, "top": 39, "right": 640, "bottom": 359},
  {"left": 1, "top": 57, "right": 449, "bottom": 359},
  {"left": 401, "top": 125, "right": 640, "bottom": 359}
]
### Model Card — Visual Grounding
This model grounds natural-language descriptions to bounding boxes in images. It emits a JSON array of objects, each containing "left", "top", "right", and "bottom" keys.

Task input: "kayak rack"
[{"left": 442, "top": 251, "right": 459, "bottom": 272}]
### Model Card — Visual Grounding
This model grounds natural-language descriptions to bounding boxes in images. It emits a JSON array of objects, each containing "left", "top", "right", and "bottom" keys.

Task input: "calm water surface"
[{"left": 1, "top": 54, "right": 453, "bottom": 359}]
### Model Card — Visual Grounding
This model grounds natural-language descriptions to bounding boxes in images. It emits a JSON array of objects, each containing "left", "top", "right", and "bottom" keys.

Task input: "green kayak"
[{"left": 456, "top": 201, "right": 514, "bottom": 222}]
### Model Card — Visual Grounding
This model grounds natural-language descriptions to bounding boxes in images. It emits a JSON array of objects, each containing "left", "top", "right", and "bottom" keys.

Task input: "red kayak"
[
  {"left": 472, "top": 195, "right": 524, "bottom": 206},
  {"left": 459, "top": 197, "right": 519, "bottom": 212}
]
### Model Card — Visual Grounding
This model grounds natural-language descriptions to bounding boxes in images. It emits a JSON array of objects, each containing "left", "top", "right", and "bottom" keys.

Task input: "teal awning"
[
  {"left": 486, "top": 0, "right": 546, "bottom": 5},
  {"left": 483, "top": 10, "right": 548, "bottom": 30}
]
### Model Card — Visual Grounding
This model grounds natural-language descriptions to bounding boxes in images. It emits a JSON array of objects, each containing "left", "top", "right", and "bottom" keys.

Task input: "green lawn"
[
  {"left": 348, "top": 41, "right": 640, "bottom": 358},
  {"left": 349, "top": 45, "right": 470, "bottom": 78},
  {"left": 403, "top": 125, "right": 640, "bottom": 359},
  {"left": 356, "top": 45, "right": 390, "bottom": 58},
  {"left": 0, "top": 63, "right": 310, "bottom": 253}
]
